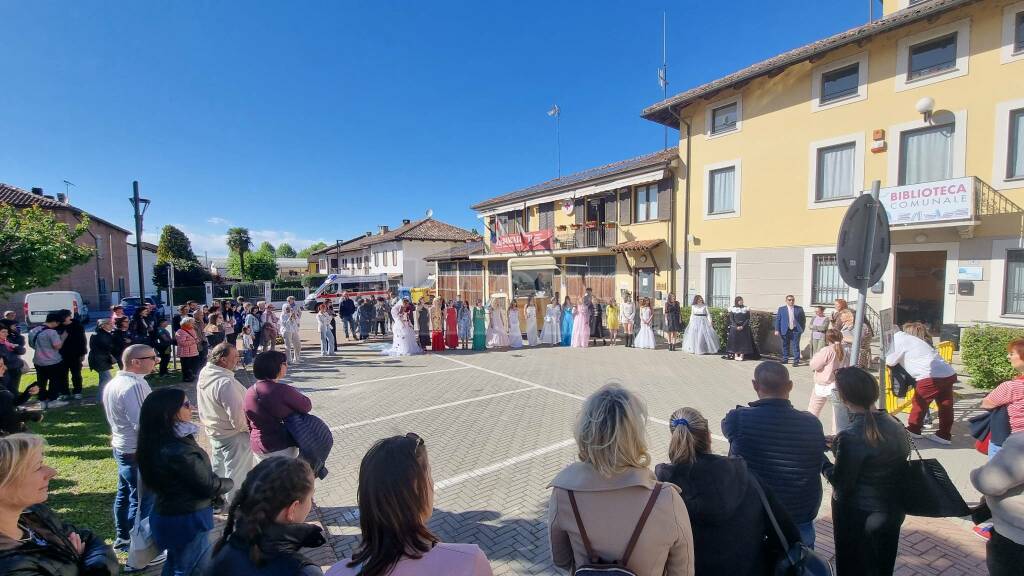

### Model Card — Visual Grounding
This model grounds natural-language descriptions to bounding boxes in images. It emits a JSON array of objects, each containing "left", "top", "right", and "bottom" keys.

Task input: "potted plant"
[
  {"left": 556, "top": 224, "right": 568, "bottom": 231},
  {"left": 569, "top": 223, "right": 582, "bottom": 230},
  {"left": 603, "top": 221, "right": 617, "bottom": 228},
  {"left": 585, "top": 221, "right": 598, "bottom": 229}
]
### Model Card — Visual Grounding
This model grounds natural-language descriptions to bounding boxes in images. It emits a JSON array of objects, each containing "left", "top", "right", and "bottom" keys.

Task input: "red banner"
[{"left": 492, "top": 229, "right": 554, "bottom": 253}]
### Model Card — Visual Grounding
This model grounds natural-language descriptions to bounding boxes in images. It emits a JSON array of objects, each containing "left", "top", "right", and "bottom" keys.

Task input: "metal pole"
[
  {"left": 555, "top": 113, "right": 561, "bottom": 178},
  {"left": 132, "top": 181, "right": 146, "bottom": 300},
  {"left": 851, "top": 180, "right": 881, "bottom": 405}
]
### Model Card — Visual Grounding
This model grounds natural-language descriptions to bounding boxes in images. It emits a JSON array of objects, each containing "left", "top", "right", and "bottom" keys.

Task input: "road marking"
[
  {"left": 434, "top": 438, "right": 577, "bottom": 491},
  {"left": 323, "top": 366, "right": 471, "bottom": 392},
  {"left": 435, "top": 354, "right": 727, "bottom": 442},
  {"left": 329, "top": 387, "right": 538, "bottom": 431}
]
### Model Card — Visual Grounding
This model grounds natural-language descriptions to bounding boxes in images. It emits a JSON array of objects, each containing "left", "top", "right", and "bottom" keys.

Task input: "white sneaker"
[
  {"left": 125, "top": 551, "right": 167, "bottom": 572},
  {"left": 926, "top": 434, "right": 952, "bottom": 445}
]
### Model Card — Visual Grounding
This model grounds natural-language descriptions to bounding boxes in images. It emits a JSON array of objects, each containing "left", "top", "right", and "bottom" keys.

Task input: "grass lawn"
[{"left": 21, "top": 367, "right": 185, "bottom": 543}]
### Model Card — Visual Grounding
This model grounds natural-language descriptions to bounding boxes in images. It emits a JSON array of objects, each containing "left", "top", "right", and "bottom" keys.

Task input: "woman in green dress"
[{"left": 472, "top": 300, "right": 487, "bottom": 351}]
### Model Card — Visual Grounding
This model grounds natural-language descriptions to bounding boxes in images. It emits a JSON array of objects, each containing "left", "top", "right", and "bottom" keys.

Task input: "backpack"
[
  {"left": 27, "top": 326, "right": 50, "bottom": 350},
  {"left": 566, "top": 483, "right": 663, "bottom": 575}
]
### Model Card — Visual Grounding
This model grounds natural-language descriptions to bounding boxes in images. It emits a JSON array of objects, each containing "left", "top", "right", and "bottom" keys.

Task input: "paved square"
[{"left": 290, "top": 329, "right": 988, "bottom": 575}]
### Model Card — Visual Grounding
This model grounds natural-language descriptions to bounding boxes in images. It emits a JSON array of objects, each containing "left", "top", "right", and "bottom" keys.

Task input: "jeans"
[
  {"left": 906, "top": 375, "right": 956, "bottom": 440},
  {"left": 113, "top": 449, "right": 152, "bottom": 541},
  {"left": 97, "top": 370, "right": 113, "bottom": 403},
  {"left": 990, "top": 442, "right": 1003, "bottom": 459},
  {"left": 989, "top": 528, "right": 1024, "bottom": 576},
  {"left": 832, "top": 502, "right": 904, "bottom": 576},
  {"left": 780, "top": 330, "right": 801, "bottom": 363},
  {"left": 151, "top": 508, "right": 213, "bottom": 576},
  {"left": 320, "top": 329, "right": 336, "bottom": 356},
  {"left": 341, "top": 315, "right": 356, "bottom": 339},
  {"left": 796, "top": 520, "right": 816, "bottom": 549}
]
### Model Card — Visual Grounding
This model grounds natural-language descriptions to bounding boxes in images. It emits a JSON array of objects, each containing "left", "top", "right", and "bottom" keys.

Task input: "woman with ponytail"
[
  {"left": 823, "top": 367, "right": 911, "bottom": 576},
  {"left": 655, "top": 407, "right": 798, "bottom": 575},
  {"left": 207, "top": 457, "right": 325, "bottom": 575},
  {"left": 808, "top": 328, "right": 851, "bottom": 433}
]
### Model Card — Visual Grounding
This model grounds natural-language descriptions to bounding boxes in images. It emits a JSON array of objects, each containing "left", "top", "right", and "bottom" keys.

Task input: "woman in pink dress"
[
  {"left": 571, "top": 301, "right": 590, "bottom": 348},
  {"left": 444, "top": 303, "right": 459, "bottom": 349}
]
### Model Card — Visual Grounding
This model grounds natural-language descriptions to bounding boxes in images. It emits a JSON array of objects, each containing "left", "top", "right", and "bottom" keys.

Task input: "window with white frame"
[
  {"left": 710, "top": 103, "right": 738, "bottom": 135},
  {"left": 1017, "top": 12, "right": 1024, "bottom": 53},
  {"left": 635, "top": 184, "right": 658, "bottom": 222},
  {"left": 1010, "top": 109, "right": 1024, "bottom": 180},
  {"left": 811, "top": 254, "right": 848, "bottom": 305},
  {"left": 820, "top": 64, "right": 860, "bottom": 104},
  {"left": 342, "top": 258, "right": 347, "bottom": 269},
  {"left": 392, "top": 250, "right": 397, "bottom": 266},
  {"left": 318, "top": 258, "right": 327, "bottom": 272},
  {"left": 816, "top": 142, "right": 857, "bottom": 201},
  {"left": 708, "top": 166, "right": 736, "bottom": 214},
  {"left": 899, "top": 123, "right": 955, "bottom": 185},
  {"left": 1005, "top": 250, "right": 1024, "bottom": 315},
  {"left": 896, "top": 19, "right": 970, "bottom": 90},
  {"left": 706, "top": 259, "right": 732, "bottom": 308},
  {"left": 908, "top": 33, "right": 958, "bottom": 80}
]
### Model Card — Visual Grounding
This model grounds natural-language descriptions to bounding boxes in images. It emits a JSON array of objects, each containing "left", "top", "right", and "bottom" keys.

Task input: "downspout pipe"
[{"left": 666, "top": 105, "right": 691, "bottom": 299}]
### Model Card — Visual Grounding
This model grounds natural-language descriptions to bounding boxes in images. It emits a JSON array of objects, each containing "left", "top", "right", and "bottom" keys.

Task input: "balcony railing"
[
  {"left": 555, "top": 224, "right": 618, "bottom": 250},
  {"left": 881, "top": 176, "right": 1023, "bottom": 227}
]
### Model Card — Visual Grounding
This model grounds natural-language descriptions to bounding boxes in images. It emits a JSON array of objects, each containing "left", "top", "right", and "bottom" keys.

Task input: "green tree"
[
  {"left": 297, "top": 241, "right": 328, "bottom": 258},
  {"left": 275, "top": 243, "right": 297, "bottom": 258},
  {"left": 156, "top": 225, "right": 199, "bottom": 263},
  {"left": 227, "top": 250, "right": 277, "bottom": 281},
  {"left": 0, "top": 204, "right": 94, "bottom": 297},
  {"left": 226, "top": 227, "right": 252, "bottom": 278},
  {"left": 154, "top": 224, "right": 209, "bottom": 288},
  {"left": 257, "top": 241, "right": 275, "bottom": 255}
]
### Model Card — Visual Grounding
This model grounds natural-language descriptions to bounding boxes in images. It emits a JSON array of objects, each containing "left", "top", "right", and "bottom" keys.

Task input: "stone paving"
[{"left": 281, "top": 328, "right": 989, "bottom": 574}]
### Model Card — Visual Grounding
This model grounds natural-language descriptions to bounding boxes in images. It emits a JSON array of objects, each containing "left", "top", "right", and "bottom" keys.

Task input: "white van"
[{"left": 23, "top": 291, "right": 90, "bottom": 325}]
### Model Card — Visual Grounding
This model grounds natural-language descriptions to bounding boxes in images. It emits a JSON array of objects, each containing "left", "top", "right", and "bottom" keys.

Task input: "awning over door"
[{"left": 508, "top": 256, "right": 560, "bottom": 272}]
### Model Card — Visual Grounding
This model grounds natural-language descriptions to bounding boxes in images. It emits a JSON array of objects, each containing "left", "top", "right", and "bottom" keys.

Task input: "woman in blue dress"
[{"left": 560, "top": 295, "right": 574, "bottom": 346}]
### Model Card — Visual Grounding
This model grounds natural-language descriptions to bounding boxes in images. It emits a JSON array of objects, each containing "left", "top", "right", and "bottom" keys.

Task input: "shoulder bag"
[
  {"left": 127, "top": 479, "right": 160, "bottom": 569},
  {"left": 750, "top": 477, "right": 833, "bottom": 576},
  {"left": 889, "top": 363, "right": 916, "bottom": 398},
  {"left": 566, "top": 483, "right": 663, "bottom": 576},
  {"left": 902, "top": 436, "right": 970, "bottom": 518}
]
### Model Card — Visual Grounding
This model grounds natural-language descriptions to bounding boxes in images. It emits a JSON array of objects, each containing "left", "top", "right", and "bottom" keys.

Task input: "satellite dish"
[{"left": 426, "top": 208, "right": 434, "bottom": 218}]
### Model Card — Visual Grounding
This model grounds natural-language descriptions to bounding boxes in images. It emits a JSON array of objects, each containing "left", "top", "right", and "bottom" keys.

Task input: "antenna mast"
[{"left": 659, "top": 12, "right": 669, "bottom": 150}]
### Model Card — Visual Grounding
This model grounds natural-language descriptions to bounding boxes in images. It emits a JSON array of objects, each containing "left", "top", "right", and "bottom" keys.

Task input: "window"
[
  {"left": 538, "top": 202, "right": 555, "bottom": 230},
  {"left": 908, "top": 33, "right": 957, "bottom": 80},
  {"left": 118, "top": 278, "right": 125, "bottom": 297},
  {"left": 816, "top": 142, "right": 857, "bottom": 201},
  {"left": 711, "top": 103, "right": 738, "bottom": 135},
  {"left": 495, "top": 210, "right": 524, "bottom": 236},
  {"left": 373, "top": 252, "right": 379, "bottom": 267},
  {"left": 635, "top": 184, "right": 658, "bottom": 222},
  {"left": 820, "top": 64, "right": 859, "bottom": 104},
  {"left": 330, "top": 258, "right": 339, "bottom": 270},
  {"left": 438, "top": 262, "right": 457, "bottom": 275},
  {"left": 707, "top": 259, "right": 732, "bottom": 308},
  {"left": 1005, "top": 250, "right": 1024, "bottom": 315},
  {"left": 487, "top": 260, "right": 508, "bottom": 276},
  {"left": 342, "top": 258, "right": 347, "bottom": 269},
  {"left": 709, "top": 167, "right": 736, "bottom": 214},
  {"left": 1017, "top": 11, "right": 1024, "bottom": 53},
  {"left": 811, "top": 254, "right": 848, "bottom": 305},
  {"left": 1010, "top": 109, "right": 1024, "bottom": 180},
  {"left": 899, "top": 123, "right": 955, "bottom": 185},
  {"left": 392, "top": 250, "right": 397, "bottom": 266}
]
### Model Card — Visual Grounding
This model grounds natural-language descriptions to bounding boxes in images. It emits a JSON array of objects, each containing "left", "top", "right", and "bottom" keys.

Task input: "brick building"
[{"left": 1, "top": 183, "right": 130, "bottom": 320}]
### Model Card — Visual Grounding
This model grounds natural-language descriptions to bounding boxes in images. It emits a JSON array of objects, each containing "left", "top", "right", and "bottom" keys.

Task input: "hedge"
[
  {"left": 271, "top": 288, "right": 306, "bottom": 301},
  {"left": 302, "top": 275, "right": 328, "bottom": 289},
  {"left": 961, "top": 325, "right": 1024, "bottom": 389},
  {"left": 171, "top": 286, "right": 205, "bottom": 304}
]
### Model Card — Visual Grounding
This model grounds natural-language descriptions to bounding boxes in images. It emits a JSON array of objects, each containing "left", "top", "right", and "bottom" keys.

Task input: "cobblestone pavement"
[{"left": 288, "top": 330, "right": 988, "bottom": 574}]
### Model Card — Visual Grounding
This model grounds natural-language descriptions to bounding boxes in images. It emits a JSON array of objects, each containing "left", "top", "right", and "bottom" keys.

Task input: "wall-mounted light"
[
  {"left": 916, "top": 97, "right": 935, "bottom": 124},
  {"left": 914, "top": 233, "right": 929, "bottom": 243}
]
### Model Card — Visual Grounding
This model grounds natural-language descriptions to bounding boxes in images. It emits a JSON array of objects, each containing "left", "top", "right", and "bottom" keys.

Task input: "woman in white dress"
[
  {"left": 524, "top": 296, "right": 539, "bottom": 346},
  {"left": 487, "top": 299, "right": 510, "bottom": 348},
  {"left": 681, "top": 295, "right": 720, "bottom": 354},
  {"left": 540, "top": 300, "right": 560, "bottom": 344},
  {"left": 381, "top": 299, "right": 422, "bottom": 356},
  {"left": 633, "top": 297, "right": 656, "bottom": 349},
  {"left": 508, "top": 301, "right": 524, "bottom": 348},
  {"left": 619, "top": 295, "right": 636, "bottom": 347}
]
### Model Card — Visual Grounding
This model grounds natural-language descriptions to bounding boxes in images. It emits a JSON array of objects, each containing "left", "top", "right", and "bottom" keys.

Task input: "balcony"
[
  {"left": 880, "top": 176, "right": 1023, "bottom": 238},
  {"left": 484, "top": 223, "right": 619, "bottom": 255},
  {"left": 555, "top": 224, "right": 618, "bottom": 250}
]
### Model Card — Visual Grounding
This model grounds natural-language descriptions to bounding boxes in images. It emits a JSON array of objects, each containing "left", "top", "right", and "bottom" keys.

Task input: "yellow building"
[
  {"left": 641, "top": 0, "right": 1024, "bottom": 334},
  {"left": 465, "top": 149, "right": 679, "bottom": 316}
]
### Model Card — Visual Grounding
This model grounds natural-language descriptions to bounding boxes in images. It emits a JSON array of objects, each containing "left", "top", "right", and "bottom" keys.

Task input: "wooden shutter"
[
  {"left": 539, "top": 202, "right": 554, "bottom": 230},
  {"left": 619, "top": 188, "right": 632, "bottom": 225},
  {"left": 574, "top": 198, "right": 584, "bottom": 247},
  {"left": 657, "top": 179, "right": 673, "bottom": 221},
  {"left": 605, "top": 194, "right": 618, "bottom": 223}
]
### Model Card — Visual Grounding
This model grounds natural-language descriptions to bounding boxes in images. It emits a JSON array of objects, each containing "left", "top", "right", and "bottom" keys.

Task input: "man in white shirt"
[
  {"left": 280, "top": 296, "right": 302, "bottom": 364},
  {"left": 102, "top": 344, "right": 157, "bottom": 550},
  {"left": 196, "top": 342, "right": 253, "bottom": 504}
]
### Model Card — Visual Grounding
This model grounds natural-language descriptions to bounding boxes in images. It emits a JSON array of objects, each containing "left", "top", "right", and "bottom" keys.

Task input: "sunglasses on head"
[
  {"left": 405, "top": 432, "right": 424, "bottom": 450},
  {"left": 182, "top": 399, "right": 192, "bottom": 409}
]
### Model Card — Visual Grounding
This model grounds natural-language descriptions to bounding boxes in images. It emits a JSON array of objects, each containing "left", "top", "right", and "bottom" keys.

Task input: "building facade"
[
  {"left": 639, "top": 0, "right": 1024, "bottom": 333},
  {"left": 1, "top": 183, "right": 130, "bottom": 318}
]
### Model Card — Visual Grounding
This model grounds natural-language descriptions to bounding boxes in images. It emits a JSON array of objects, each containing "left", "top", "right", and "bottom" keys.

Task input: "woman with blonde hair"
[
  {"left": 886, "top": 321, "right": 957, "bottom": 444},
  {"left": 655, "top": 407, "right": 798, "bottom": 575},
  {"left": 633, "top": 298, "right": 657, "bottom": 350},
  {"left": 0, "top": 434, "right": 118, "bottom": 574},
  {"left": 808, "top": 328, "right": 851, "bottom": 433},
  {"left": 547, "top": 384, "right": 693, "bottom": 575}
]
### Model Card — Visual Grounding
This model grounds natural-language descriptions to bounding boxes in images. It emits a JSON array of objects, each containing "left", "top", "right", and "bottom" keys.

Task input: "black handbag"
[
  {"left": 750, "top": 477, "right": 833, "bottom": 576},
  {"left": 902, "top": 438, "right": 970, "bottom": 518},
  {"left": 889, "top": 363, "right": 916, "bottom": 398}
]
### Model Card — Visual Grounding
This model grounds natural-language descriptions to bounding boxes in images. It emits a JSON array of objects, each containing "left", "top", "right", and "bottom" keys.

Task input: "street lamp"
[{"left": 129, "top": 181, "right": 151, "bottom": 302}]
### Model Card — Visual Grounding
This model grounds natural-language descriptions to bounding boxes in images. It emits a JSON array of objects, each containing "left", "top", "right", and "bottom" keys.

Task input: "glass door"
[{"left": 707, "top": 258, "right": 732, "bottom": 308}]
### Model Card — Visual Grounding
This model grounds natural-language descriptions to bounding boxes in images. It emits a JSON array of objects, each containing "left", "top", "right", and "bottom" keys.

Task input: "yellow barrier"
[
  {"left": 937, "top": 340, "right": 954, "bottom": 363},
  {"left": 884, "top": 341, "right": 954, "bottom": 415}
]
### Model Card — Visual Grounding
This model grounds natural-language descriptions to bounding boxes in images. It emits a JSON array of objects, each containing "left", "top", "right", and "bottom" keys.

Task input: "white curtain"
[
  {"left": 901, "top": 124, "right": 954, "bottom": 185},
  {"left": 710, "top": 261, "right": 731, "bottom": 307},
  {"left": 1012, "top": 111, "right": 1024, "bottom": 179},
  {"left": 817, "top": 143, "right": 855, "bottom": 200},
  {"left": 710, "top": 167, "right": 735, "bottom": 213},
  {"left": 647, "top": 185, "right": 658, "bottom": 220}
]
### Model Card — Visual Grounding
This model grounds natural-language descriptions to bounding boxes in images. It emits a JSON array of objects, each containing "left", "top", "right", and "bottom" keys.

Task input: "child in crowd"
[{"left": 239, "top": 326, "right": 254, "bottom": 368}]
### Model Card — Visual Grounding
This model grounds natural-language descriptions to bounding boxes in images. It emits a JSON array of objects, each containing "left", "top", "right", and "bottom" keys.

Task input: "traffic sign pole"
[{"left": 851, "top": 180, "right": 881, "bottom": 407}]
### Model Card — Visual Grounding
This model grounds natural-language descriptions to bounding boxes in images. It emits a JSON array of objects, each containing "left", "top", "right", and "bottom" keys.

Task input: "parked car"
[
  {"left": 119, "top": 296, "right": 156, "bottom": 318},
  {"left": 24, "top": 291, "right": 90, "bottom": 325}
]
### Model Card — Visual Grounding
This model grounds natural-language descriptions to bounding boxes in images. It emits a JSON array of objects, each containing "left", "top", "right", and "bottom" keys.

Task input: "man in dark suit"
[{"left": 774, "top": 294, "right": 806, "bottom": 366}]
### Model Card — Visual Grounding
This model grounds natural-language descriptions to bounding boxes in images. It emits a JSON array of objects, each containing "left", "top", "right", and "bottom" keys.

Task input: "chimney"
[
  {"left": 31, "top": 187, "right": 43, "bottom": 196},
  {"left": 56, "top": 192, "right": 67, "bottom": 203},
  {"left": 365, "top": 231, "right": 372, "bottom": 237},
  {"left": 378, "top": 225, "right": 389, "bottom": 235},
  {"left": 402, "top": 219, "right": 411, "bottom": 225},
  {"left": 43, "top": 195, "right": 55, "bottom": 200}
]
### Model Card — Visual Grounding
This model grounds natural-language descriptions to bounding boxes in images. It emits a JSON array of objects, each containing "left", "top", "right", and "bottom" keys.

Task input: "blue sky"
[{"left": 0, "top": 1, "right": 875, "bottom": 257}]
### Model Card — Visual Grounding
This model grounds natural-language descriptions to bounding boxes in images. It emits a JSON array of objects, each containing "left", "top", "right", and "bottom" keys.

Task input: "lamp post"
[{"left": 129, "top": 181, "right": 151, "bottom": 301}]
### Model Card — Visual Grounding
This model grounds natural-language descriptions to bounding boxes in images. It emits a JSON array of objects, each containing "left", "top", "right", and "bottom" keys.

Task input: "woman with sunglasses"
[
  {"left": 137, "top": 388, "right": 233, "bottom": 576},
  {"left": 328, "top": 433, "right": 493, "bottom": 576}
]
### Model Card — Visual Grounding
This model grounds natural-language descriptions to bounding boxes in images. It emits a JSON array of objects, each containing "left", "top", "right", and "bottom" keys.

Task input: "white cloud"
[
  {"left": 206, "top": 216, "right": 231, "bottom": 226},
  {"left": 136, "top": 225, "right": 326, "bottom": 259}
]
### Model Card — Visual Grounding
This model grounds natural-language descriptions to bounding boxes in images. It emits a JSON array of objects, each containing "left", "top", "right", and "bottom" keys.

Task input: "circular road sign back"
[{"left": 836, "top": 194, "right": 891, "bottom": 288}]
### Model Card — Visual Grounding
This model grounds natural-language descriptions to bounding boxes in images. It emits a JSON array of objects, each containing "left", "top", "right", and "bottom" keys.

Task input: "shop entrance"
[{"left": 894, "top": 251, "right": 946, "bottom": 334}]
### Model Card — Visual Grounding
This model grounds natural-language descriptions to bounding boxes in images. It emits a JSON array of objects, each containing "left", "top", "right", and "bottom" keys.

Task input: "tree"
[
  {"left": 297, "top": 241, "right": 328, "bottom": 259},
  {"left": 227, "top": 250, "right": 277, "bottom": 281},
  {"left": 226, "top": 227, "right": 252, "bottom": 278},
  {"left": 154, "top": 224, "right": 209, "bottom": 288},
  {"left": 275, "top": 243, "right": 297, "bottom": 258},
  {"left": 257, "top": 241, "right": 275, "bottom": 255},
  {"left": 156, "top": 225, "right": 199, "bottom": 263},
  {"left": 0, "top": 204, "right": 94, "bottom": 297}
]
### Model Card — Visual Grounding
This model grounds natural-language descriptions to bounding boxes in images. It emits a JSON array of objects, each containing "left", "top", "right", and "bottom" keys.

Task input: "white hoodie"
[{"left": 196, "top": 363, "right": 248, "bottom": 439}]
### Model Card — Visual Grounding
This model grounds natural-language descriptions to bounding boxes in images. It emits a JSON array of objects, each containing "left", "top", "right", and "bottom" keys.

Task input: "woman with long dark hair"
[
  {"left": 823, "top": 367, "right": 910, "bottom": 576},
  {"left": 207, "top": 457, "right": 325, "bottom": 575},
  {"left": 138, "top": 388, "right": 233, "bottom": 576},
  {"left": 328, "top": 434, "right": 493, "bottom": 576},
  {"left": 664, "top": 293, "right": 682, "bottom": 351}
]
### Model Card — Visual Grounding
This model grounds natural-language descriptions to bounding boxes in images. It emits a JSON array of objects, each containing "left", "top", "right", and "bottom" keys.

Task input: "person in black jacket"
[
  {"left": 207, "top": 457, "right": 324, "bottom": 576},
  {"left": 130, "top": 308, "right": 155, "bottom": 346},
  {"left": 138, "top": 388, "right": 233, "bottom": 576},
  {"left": 0, "top": 320, "right": 27, "bottom": 395},
  {"left": 55, "top": 310, "right": 87, "bottom": 401},
  {"left": 722, "top": 361, "right": 827, "bottom": 548},
  {"left": 88, "top": 319, "right": 117, "bottom": 400},
  {"left": 0, "top": 359, "right": 41, "bottom": 436},
  {"left": 154, "top": 319, "right": 174, "bottom": 376},
  {"left": 0, "top": 433, "right": 118, "bottom": 575},
  {"left": 822, "top": 367, "right": 911, "bottom": 576},
  {"left": 111, "top": 317, "right": 132, "bottom": 370},
  {"left": 656, "top": 406, "right": 800, "bottom": 576}
]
